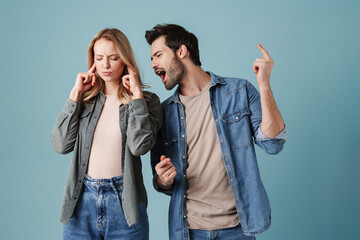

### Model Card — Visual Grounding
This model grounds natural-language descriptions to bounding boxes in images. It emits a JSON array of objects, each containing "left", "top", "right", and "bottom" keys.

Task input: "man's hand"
[
  {"left": 252, "top": 44, "right": 285, "bottom": 139},
  {"left": 155, "top": 155, "right": 177, "bottom": 190},
  {"left": 253, "top": 44, "right": 274, "bottom": 88}
]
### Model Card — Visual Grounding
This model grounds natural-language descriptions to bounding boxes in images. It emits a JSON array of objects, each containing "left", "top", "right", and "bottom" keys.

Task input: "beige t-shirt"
[
  {"left": 87, "top": 94, "right": 122, "bottom": 179},
  {"left": 179, "top": 83, "right": 239, "bottom": 230}
]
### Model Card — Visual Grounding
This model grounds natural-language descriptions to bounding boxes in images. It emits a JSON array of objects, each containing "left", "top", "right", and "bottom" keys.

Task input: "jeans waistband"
[{"left": 84, "top": 174, "right": 123, "bottom": 194}]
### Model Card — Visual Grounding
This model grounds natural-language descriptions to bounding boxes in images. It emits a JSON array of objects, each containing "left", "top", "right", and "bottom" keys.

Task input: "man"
[{"left": 146, "top": 24, "right": 287, "bottom": 240}]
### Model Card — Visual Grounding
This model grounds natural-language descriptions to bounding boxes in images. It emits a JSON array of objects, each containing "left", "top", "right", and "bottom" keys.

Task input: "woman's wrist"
[
  {"left": 132, "top": 89, "right": 144, "bottom": 99},
  {"left": 69, "top": 88, "right": 83, "bottom": 102}
]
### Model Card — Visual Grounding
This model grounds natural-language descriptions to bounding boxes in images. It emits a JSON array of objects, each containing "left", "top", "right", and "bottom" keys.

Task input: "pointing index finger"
[
  {"left": 88, "top": 63, "right": 96, "bottom": 73},
  {"left": 257, "top": 43, "right": 272, "bottom": 60},
  {"left": 127, "top": 66, "right": 136, "bottom": 76}
]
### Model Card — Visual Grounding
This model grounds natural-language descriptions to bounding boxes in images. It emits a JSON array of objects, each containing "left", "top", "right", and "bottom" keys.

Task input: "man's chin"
[
  {"left": 164, "top": 84, "right": 173, "bottom": 90},
  {"left": 164, "top": 81, "right": 177, "bottom": 90}
]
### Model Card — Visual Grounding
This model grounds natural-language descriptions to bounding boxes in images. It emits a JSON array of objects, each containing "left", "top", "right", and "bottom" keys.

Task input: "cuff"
[
  {"left": 256, "top": 126, "right": 287, "bottom": 141},
  {"left": 62, "top": 99, "right": 82, "bottom": 117},
  {"left": 153, "top": 173, "right": 173, "bottom": 196},
  {"left": 128, "top": 98, "right": 148, "bottom": 114}
]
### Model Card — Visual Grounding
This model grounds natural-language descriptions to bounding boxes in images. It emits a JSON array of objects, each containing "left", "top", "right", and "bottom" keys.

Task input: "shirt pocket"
[{"left": 221, "top": 109, "right": 252, "bottom": 150}]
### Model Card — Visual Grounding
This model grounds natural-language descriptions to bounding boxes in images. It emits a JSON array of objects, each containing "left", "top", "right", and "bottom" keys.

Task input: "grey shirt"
[{"left": 51, "top": 91, "right": 162, "bottom": 226}]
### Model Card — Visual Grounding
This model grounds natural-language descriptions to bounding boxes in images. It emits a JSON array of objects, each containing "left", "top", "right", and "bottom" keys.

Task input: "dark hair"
[{"left": 145, "top": 24, "right": 201, "bottom": 66}]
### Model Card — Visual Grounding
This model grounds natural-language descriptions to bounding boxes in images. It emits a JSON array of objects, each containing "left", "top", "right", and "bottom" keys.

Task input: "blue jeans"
[
  {"left": 189, "top": 224, "right": 256, "bottom": 240},
  {"left": 63, "top": 175, "right": 149, "bottom": 240}
]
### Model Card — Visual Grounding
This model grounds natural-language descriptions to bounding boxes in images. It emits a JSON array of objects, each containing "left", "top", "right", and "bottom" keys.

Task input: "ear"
[{"left": 176, "top": 44, "right": 187, "bottom": 59}]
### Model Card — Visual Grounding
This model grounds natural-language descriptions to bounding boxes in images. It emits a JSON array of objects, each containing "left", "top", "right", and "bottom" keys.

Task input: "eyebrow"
[
  {"left": 95, "top": 54, "right": 118, "bottom": 57},
  {"left": 151, "top": 51, "right": 161, "bottom": 60}
]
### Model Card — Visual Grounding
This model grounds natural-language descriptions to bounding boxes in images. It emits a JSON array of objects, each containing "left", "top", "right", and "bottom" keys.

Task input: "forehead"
[
  {"left": 94, "top": 39, "right": 118, "bottom": 55},
  {"left": 150, "top": 36, "right": 170, "bottom": 55}
]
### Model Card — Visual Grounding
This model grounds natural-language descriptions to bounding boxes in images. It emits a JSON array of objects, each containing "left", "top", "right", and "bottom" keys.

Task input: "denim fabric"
[
  {"left": 189, "top": 224, "right": 256, "bottom": 240},
  {"left": 63, "top": 175, "right": 149, "bottom": 240},
  {"left": 151, "top": 72, "right": 287, "bottom": 239}
]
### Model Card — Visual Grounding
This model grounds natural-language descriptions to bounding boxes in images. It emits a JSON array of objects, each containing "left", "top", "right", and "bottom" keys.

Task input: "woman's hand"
[
  {"left": 122, "top": 67, "right": 143, "bottom": 99},
  {"left": 69, "top": 64, "right": 97, "bottom": 102}
]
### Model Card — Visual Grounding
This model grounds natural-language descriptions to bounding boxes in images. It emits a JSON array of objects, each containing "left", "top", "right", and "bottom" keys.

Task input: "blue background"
[{"left": 1, "top": 0, "right": 359, "bottom": 239}]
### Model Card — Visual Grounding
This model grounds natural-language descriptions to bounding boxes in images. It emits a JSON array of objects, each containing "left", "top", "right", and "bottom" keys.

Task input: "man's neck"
[{"left": 179, "top": 66, "right": 211, "bottom": 96}]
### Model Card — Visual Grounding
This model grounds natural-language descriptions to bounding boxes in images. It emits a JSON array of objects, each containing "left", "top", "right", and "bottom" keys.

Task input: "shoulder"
[
  {"left": 160, "top": 95, "right": 175, "bottom": 111},
  {"left": 209, "top": 71, "right": 248, "bottom": 88}
]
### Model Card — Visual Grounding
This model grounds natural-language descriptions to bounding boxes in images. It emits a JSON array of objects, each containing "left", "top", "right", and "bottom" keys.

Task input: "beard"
[{"left": 165, "top": 56, "right": 185, "bottom": 90}]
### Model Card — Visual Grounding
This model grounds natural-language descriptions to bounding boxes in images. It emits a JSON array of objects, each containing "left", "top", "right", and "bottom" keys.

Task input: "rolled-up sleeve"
[
  {"left": 254, "top": 126, "right": 287, "bottom": 155},
  {"left": 256, "top": 126, "right": 287, "bottom": 141}
]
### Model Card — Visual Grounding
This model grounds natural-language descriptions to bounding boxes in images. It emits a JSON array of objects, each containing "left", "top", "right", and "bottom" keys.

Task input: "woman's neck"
[{"left": 104, "top": 81, "right": 120, "bottom": 95}]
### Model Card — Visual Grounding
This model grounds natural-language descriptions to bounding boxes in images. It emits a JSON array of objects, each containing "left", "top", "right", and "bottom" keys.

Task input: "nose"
[
  {"left": 103, "top": 58, "right": 110, "bottom": 69},
  {"left": 151, "top": 59, "right": 157, "bottom": 69}
]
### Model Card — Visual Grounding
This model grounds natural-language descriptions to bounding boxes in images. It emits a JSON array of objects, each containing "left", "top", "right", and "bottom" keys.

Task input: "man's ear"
[{"left": 177, "top": 44, "right": 187, "bottom": 59}]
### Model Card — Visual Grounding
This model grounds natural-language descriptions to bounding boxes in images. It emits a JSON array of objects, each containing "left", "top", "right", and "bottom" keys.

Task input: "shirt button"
[
  {"left": 182, "top": 155, "right": 185, "bottom": 159},
  {"left": 86, "top": 146, "right": 89, "bottom": 149},
  {"left": 82, "top": 163, "right": 86, "bottom": 166},
  {"left": 235, "top": 117, "right": 239, "bottom": 120},
  {"left": 230, "top": 178, "right": 233, "bottom": 182},
  {"left": 69, "top": 110, "right": 73, "bottom": 113},
  {"left": 183, "top": 215, "right": 186, "bottom": 218},
  {"left": 88, "top": 130, "right": 92, "bottom": 133},
  {"left": 182, "top": 135, "right": 185, "bottom": 138},
  {"left": 73, "top": 196, "right": 77, "bottom": 200},
  {"left": 79, "top": 179, "right": 82, "bottom": 183},
  {"left": 181, "top": 117, "right": 184, "bottom": 119},
  {"left": 183, "top": 175, "right": 186, "bottom": 178},
  {"left": 184, "top": 195, "right": 186, "bottom": 198},
  {"left": 94, "top": 116, "right": 97, "bottom": 118},
  {"left": 71, "top": 104, "right": 74, "bottom": 107}
]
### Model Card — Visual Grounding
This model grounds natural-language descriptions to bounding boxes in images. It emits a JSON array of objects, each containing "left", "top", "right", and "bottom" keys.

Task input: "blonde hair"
[{"left": 83, "top": 28, "right": 144, "bottom": 104}]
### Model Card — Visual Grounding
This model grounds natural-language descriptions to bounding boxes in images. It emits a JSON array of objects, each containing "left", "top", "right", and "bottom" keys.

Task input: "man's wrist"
[
  {"left": 258, "top": 82, "right": 272, "bottom": 92},
  {"left": 156, "top": 176, "right": 173, "bottom": 190}
]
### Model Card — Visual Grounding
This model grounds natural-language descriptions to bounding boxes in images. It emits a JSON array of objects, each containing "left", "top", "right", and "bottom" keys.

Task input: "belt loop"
[{"left": 110, "top": 178, "right": 119, "bottom": 195}]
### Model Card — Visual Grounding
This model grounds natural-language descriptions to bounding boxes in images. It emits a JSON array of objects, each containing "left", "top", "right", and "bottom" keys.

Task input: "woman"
[{"left": 51, "top": 28, "right": 162, "bottom": 240}]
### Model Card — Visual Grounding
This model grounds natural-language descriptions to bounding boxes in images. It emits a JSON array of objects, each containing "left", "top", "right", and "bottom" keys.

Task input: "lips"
[
  {"left": 155, "top": 69, "right": 166, "bottom": 83},
  {"left": 102, "top": 72, "right": 112, "bottom": 76}
]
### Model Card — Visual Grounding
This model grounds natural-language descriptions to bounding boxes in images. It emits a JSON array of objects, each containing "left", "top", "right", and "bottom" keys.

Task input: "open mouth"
[{"left": 155, "top": 69, "right": 166, "bottom": 83}]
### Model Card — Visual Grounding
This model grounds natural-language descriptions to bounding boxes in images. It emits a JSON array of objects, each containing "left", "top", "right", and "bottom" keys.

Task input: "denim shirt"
[
  {"left": 151, "top": 72, "right": 287, "bottom": 239},
  {"left": 51, "top": 91, "right": 162, "bottom": 226}
]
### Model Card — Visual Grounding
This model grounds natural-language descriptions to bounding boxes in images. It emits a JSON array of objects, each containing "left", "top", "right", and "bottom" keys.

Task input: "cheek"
[
  {"left": 113, "top": 62, "right": 125, "bottom": 74},
  {"left": 94, "top": 61, "right": 101, "bottom": 70}
]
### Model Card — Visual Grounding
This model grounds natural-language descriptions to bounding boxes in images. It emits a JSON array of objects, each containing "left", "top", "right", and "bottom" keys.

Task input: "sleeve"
[
  {"left": 247, "top": 81, "right": 287, "bottom": 155},
  {"left": 150, "top": 129, "right": 174, "bottom": 196},
  {"left": 51, "top": 99, "right": 82, "bottom": 154},
  {"left": 126, "top": 91, "right": 163, "bottom": 156}
]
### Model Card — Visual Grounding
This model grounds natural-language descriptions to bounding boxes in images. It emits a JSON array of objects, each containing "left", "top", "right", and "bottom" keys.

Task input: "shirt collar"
[{"left": 167, "top": 71, "right": 226, "bottom": 104}]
